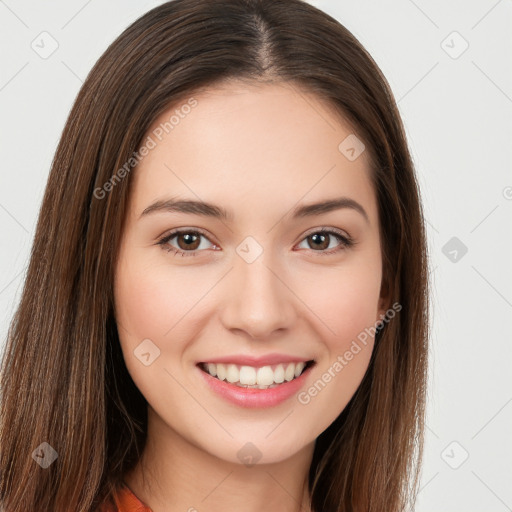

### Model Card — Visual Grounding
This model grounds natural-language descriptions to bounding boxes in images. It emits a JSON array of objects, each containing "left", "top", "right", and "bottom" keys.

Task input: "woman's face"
[{"left": 114, "top": 81, "right": 387, "bottom": 465}]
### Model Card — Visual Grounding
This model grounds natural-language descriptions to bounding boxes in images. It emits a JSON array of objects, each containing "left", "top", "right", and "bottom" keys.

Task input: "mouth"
[{"left": 197, "top": 360, "right": 316, "bottom": 389}]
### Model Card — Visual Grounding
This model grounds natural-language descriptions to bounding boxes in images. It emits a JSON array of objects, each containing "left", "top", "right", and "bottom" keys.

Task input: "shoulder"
[{"left": 97, "top": 485, "right": 152, "bottom": 512}]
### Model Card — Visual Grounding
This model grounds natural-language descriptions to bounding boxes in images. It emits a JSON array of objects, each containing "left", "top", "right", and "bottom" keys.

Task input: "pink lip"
[
  {"left": 197, "top": 362, "right": 314, "bottom": 408},
  {"left": 198, "top": 353, "right": 313, "bottom": 367}
]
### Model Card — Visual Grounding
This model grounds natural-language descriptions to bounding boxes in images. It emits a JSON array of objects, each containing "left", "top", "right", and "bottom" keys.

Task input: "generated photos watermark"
[
  {"left": 297, "top": 301, "right": 402, "bottom": 405},
  {"left": 93, "top": 97, "right": 198, "bottom": 200}
]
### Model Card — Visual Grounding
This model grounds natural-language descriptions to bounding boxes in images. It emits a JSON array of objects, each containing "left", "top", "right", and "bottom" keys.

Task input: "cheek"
[
  {"left": 113, "top": 252, "right": 201, "bottom": 406},
  {"left": 290, "top": 258, "right": 381, "bottom": 424},
  {"left": 114, "top": 252, "right": 206, "bottom": 343},
  {"left": 114, "top": 264, "right": 169, "bottom": 342},
  {"left": 113, "top": 250, "right": 221, "bottom": 400},
  {"left": 298, "top": 259, "right": 382, "bottom": 350}
]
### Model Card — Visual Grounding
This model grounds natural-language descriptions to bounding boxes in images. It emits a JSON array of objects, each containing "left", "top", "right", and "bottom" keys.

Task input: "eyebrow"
[{"left": 140, "top": 196, "right": 369, "bottom": 224}]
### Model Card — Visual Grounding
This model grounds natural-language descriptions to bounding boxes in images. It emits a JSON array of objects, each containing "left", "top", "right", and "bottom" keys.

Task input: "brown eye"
[
  {"left": 307, "top": 233, "right": 330, "bottom": 251},
  {"left": 297, "top": 229, "right": 354, "bottom": 255},
  {"left": 175, "top": 232, "right": 201, "bottom": 251},
  {"left": 158, "top": 229, "right": 216, "bottom": 257}
]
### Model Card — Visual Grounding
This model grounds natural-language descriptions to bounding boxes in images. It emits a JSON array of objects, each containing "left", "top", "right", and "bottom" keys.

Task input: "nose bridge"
[{"left": 220, "top": 247, "right": 296, "bottom": 339}]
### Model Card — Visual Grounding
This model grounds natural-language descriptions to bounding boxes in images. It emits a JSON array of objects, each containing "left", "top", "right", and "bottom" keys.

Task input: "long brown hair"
[{"left": 0, "top": 1, "right": 429, "bottom": 510}]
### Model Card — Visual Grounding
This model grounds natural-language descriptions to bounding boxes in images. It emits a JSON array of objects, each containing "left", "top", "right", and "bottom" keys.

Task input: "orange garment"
[{"left": 99, "top": 484, "right": 152, "bottom": 512}]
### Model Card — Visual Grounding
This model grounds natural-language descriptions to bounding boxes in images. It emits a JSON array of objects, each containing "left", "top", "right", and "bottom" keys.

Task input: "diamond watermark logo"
[
  {"left": 442, "top": 236, "right": 468, "bottom": 263},
  {"left": 338, "top": 134, "right": 365, "bottom": 161},
  {"left": 236, "top": 236, "right": 263, "bottom": 264},
  {"left": 237, "top": 442, "right": 262, "bottom": 467},
  {"left": 32, "top": 442, "right": 58, "bottom": 468},
  {"left": 134, "top": 338, "right": 161, "bottom": 366},
  {"left": 441, "top": 441, "right": 469, "bottom": 469},
  {"left": 31, "top": 31, "right": 59, "bottom": 59},
  {"left": 441, "top": 31, "right": 469, "bottom": 59}
]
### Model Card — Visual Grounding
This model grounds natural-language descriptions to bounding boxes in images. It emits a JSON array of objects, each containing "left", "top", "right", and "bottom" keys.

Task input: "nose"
[{"left": 219, "top": 253, "right": 297, "bottom": 340}]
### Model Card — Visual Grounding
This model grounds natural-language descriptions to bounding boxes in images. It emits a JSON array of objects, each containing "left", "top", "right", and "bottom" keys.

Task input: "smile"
[{"left": 198, "top": 361, "right": 315, "bottom": 389}]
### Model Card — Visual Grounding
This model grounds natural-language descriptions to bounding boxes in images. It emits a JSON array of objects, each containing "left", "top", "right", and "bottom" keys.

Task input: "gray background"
[{"left": 1, "top": 0, "right": 511, "bottom": 510}]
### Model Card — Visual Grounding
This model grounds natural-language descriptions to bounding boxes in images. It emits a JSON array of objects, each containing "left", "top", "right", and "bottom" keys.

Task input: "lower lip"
[{"left": 197, "top": 364, "right": 314, "bottom": 409}]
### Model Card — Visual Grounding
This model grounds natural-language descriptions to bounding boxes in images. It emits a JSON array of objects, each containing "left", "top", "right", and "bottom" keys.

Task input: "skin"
[{"left": 115, "top": 80, "right": 388, "bottom": 512}]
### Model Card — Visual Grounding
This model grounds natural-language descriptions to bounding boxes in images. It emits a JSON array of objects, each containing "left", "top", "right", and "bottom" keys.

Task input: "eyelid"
[
  {"left": 301, "top": 226, "right": 351, "bottom": 240},
  {"left": 157, "top": 227, "right": 218, "bottom": 250},
  {"left": 157, "top": 226, "right": 355, "bottom": 257},
  {"left": 294, "top": 227, "right": 355, "bottom": 255}
]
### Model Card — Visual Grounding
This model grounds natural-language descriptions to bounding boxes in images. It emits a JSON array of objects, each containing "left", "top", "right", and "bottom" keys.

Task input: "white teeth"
[
  {"left": 207, "top": 363, "right": 217, "bottom": 377},
  {"left": 216, "top": 363, "right": 226, "bottom": 381},
  {"left": 256, "top": 366, "right": 274, "bottom": 386},
  {"left": 294, "top": 362, "right": 306, "bottom": 378},
  {"left": 202, "top": 361, "right": 310, "bottom": 387},
  {"left": 273, "top": 364, "right": 285, "bottom": 384},
  {"left": 226, "top": 364, "right": 239, "bottom": 383},
  {"left": 239, "top": 366, "right": 256, "bottom": 385},
  {"left": 284, "top": 363, "right": 295, "bottom": 381}
]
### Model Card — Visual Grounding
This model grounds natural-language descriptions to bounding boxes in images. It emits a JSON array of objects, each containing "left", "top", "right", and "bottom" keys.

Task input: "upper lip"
[{"left": 198, "top": 353, "right": 314, "bottom": 367}]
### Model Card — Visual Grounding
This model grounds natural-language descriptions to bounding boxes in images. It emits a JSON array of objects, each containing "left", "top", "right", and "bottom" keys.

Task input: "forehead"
[{"left": 130, "top": 81, "right": 377, "bottom": 225}]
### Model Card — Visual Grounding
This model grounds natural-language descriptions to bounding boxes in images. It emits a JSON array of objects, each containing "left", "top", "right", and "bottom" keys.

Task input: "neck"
[{"left": 124, "top": 405, "right": 314, "bottom": 512}]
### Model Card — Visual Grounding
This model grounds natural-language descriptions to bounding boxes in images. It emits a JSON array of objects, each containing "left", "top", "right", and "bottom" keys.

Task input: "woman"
[{"left": 0, "top": 1, "right": 429, "bottom": 511}]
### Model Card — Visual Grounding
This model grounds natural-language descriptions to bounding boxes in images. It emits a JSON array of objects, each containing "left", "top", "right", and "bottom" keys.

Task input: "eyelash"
[{"left": 157, "top": 227, "right": 355, "bottom": 258}]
